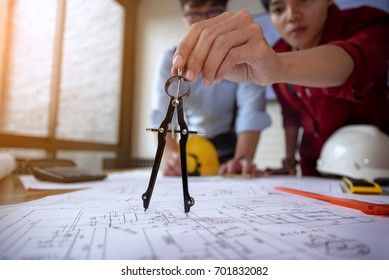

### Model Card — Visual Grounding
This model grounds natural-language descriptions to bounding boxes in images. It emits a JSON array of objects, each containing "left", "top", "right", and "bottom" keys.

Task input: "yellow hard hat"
[{"left": 182, "top": 136, "right": 219, "bottom": 176}]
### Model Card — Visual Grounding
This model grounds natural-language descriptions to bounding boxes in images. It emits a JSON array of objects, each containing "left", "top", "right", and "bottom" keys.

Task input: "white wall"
[{"left": 133, "top": 0, "right": 285, "bottom": 169}]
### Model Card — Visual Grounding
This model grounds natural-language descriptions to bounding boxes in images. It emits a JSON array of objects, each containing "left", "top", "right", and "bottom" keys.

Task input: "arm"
[
  {"left": 218, "top": 131, "right": 260, "bottom": 176},
  {"left": 284, "top": 126, "right": 299, "bottom": 162},
  {"left": 265, "top": 126, "right": 299, "bottom": 176},
  {"left": 235, "top": 131, "right": 260, "bottom": 160},
  {"left": 172, "top": 11, "right": 354, "bottom": 88},
  {"left": 283, "top": 126, "right": 299, "bottom": 174},
  {"left": 277, "top": 45, "right": 354, "bottom": 87}
]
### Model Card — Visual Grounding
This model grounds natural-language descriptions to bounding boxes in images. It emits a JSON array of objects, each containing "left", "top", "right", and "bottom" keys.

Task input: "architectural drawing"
[{"left": 0, "top": 171, "right": 387, "bottom": 259}]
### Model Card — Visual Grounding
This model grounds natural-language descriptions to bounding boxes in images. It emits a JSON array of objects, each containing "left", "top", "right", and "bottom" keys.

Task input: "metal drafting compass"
[{"left": 142, "top": 68, "right": 198, "bottom": 214}]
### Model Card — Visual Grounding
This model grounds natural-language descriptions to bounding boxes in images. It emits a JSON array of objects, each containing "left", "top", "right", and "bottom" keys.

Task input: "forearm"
[
  {"left": 284, "top": 126, "right": 299, "bottom": 163},
  {"left": 218, "top": 131, "right": 260, "bottom": 176},
  {"left": 276, "top": 45, "right": 355, "bottom": 87},
  {"left": 233, "top": 131, "right": 260, "bottom": 160}
]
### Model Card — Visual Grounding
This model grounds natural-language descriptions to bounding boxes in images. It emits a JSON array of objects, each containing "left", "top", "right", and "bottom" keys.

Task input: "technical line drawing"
[{"left": 0, "top": 172, "right": 387, "bottom": 260}]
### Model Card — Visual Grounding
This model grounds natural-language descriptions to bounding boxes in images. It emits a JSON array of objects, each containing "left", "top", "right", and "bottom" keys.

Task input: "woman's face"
[{"left": 268, "top": 0, "right": 333, "bottom": 50}]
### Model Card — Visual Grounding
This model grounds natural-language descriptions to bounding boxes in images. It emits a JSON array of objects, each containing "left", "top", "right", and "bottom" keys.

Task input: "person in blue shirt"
[{"left": 150, "top": 0, "right": 271, "bottom": 176}]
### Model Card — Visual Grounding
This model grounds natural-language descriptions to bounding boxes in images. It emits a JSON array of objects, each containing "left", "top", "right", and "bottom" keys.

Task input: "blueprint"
[{"left": 1, "top": 170, "right": 388, "bottom": 260}]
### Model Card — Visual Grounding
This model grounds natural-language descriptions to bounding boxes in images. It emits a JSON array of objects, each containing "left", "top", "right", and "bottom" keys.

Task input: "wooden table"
[{"left": 0, "top": 175, "right": 75, "bottom": 206}]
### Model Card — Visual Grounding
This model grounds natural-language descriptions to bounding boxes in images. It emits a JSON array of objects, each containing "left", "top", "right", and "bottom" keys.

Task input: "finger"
[
  {"left": 170, "top": 159, "right": 182, "bottom": 176},
  {"left": 215, "top": 27, "right": 264, "bottom": 83},
  {"left": 263, "top": 168, "right": 277, "bottom": 176},
  {"left": 226, "top": 160, "right": 241, "bottom": 174},
  {"left": 163, "top": 154, "right": 181, "bottom": 176},
  {"left": 240, "top": 161, "right": 256, "bottom": 176},
  {"left": 288, "top": 167, "right": 297, "bottom": 176},
  {"left": 163, "top": 163, "right": 179, "bottom": 176},
  {"left": 215, "top": 28, "right": 279, "bottom": 86},
  {"left": 172, "top": 12, "right": 233, "bottom": 80},
  {"left": 269, "top": 167, "right": 291, "bottom": 175},
  {"left": 253, "top": 168, "right": 266, "bottom": 177},
  {"left": 163, "top": 164, "right": 176, "bottom": 176},
  {"left": 190, "top": 11, "right": 255, "bottom": 84},
  {"left": 217, "top": 163, "right": 228, "bottom": 175},
  {"left": 174, "top": 11, "right": 256, "bottom": 82},
  {"left": 239, "top": 160, "right": 249, "bottom": 175},
  {"left": 162, "top": 165, "right": 170, "bottom": 176},
  {"left": 219, "top": 160, "right": 237, "bottom": 175},
  {"left": 203, "top": 20, "right": 262, "bottom": 83},
  {"left": 169, "top": 164, "right": 182, "bottom": 176}
]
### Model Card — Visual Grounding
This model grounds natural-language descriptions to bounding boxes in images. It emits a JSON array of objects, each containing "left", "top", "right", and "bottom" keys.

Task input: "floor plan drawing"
[{"left": 1, "top": 171, "right": 388, "bottom": 260}]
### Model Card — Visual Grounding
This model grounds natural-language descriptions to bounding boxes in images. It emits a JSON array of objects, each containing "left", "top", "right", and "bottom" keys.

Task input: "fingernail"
[
  {"left": 173, "top": 54, "right": 183, "bottom": 67},
  {"left": 203, "top": 78, "right": 211, "bottom": 87},
  {"left": 185, "top": 69, "right": 194, "bottom": 81}
]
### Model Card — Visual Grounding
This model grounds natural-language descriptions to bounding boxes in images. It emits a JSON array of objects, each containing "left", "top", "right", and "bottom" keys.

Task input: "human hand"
[
  {"left": 263, "top": 158, "right": 298, "bottom": 176},
  {"left": 263, "top": 166, "right": 297, "bottom": 176},
  {"left": 162, "top": 152, "right": 182, "bottom": 176},
  {"left": 172, "top": 11, "right": 281, "bottom": 86},
  {"left": 218, "top": 157, "right": 257, "bottom": 177}
]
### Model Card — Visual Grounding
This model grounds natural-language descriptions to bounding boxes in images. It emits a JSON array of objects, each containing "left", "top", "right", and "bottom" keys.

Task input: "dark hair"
[
  {"left": 261, "top": 0, "right": 334, "bottom": 12},
  {"left": 179, "top": 0, "right": 229, "bottom": 9},
  {"left": 261, "top": 0, "right": 270, "bottom": 11}
]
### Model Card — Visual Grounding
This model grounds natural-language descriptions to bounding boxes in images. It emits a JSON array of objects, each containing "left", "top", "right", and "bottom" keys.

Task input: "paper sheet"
[
  {"left": 1, "top": 170, "right": 388, "bottom": 260},
  {"left": 0, "top": 152, "right": 16, "bottom": 180},
  {"left": 19, "top": 170, "right": 150, "bottom": 190}
]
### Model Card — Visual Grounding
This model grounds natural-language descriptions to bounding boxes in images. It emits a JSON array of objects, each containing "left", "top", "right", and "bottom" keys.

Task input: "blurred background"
[{"left": 0, "top": 0, "right": 387, "bottom": 172}]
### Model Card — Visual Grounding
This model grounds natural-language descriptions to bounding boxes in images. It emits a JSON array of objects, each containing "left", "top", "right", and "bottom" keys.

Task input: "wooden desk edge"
[{"left": 0, "top": 175, "right": 76, "bottom": 206}]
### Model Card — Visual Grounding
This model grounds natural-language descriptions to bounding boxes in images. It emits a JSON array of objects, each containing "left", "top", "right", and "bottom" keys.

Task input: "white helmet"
[{"left": 317, "top": 125, "right": 389, "bottom": 181}]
